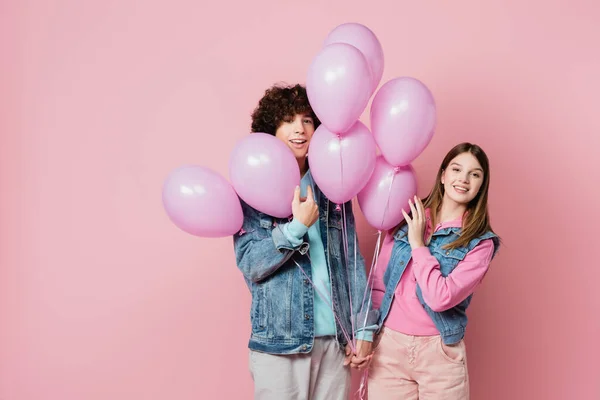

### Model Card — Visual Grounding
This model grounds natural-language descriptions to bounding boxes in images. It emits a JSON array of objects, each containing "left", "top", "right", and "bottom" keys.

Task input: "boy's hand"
[
  {"left": 292, "top": 185, "right": 319, "bottom": 227},
  {"left": 343, "top": 344, "right": 354, "bottom": 366}
]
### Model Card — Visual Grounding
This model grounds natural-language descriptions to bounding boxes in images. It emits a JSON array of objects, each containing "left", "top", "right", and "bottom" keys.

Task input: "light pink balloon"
[
  {"left": 357, "top": 156, "right": 417, "bottom": 231},
  {"left": 371, "top": 77, "right": 436, "bottom": 166},
  {"left": 229, "top": 133, "right": 300, "bottom": 218},
  {"left": 307, "top": 43, "right": 372, "bottom": 134},
  {"left": 308, "top": 121, "right": 376, "bottom": 204},
  {"left": 323, "top": 22, "right": 384, "bottom": 94},
  {"left": 162, "top": 165, "right": 243, "bottom": 237}
]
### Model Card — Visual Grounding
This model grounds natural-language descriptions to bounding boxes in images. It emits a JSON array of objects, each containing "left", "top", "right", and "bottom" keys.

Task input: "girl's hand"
[
  {"left": 401, "top": 196, "right": 426, "bottom": 250},
  {"left": 350, "top": 340, "right": 373, "bottom": 370}
]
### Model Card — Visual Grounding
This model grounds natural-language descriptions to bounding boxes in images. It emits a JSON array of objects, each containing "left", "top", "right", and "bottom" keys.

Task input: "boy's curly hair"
[{"left": 251, "top": 84, "right": 321, "bottom": 135}]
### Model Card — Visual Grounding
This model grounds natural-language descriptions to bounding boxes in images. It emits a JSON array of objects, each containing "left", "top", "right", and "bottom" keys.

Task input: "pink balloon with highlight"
[
  {"left": 229, "top": 133, "right": 300, "bottom": 218},
  {"left": 308, "top": 121, "right": 376, "bottom": 204},
  {"left": 307, "top": 43, "right": 372, "bottom": 134},
  {"left": 323, "top": 22, "right": 384, "bottom": 94},
  {"left": 371, "top": 77, "right": 436, "bottom": 166},
  {"left": 162, "top": 165, "right": 243, "bottom": 237},
  {"left": 357, "top": 156, "right": 417, "bottom": 231}
]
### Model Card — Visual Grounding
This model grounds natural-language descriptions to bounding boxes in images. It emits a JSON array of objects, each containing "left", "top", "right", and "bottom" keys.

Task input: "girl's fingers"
[
  {"left": 402, "top": 209, "right": 415, "bottom": 232},
  {"left": 402, "top": 208, "right": 411, "bottom": 225},
  {"left": 408, "top": 199, "right": 418, "bottom": 222},
  {"left": 414, "top": 195, "right": 424, "bottom": 221}
]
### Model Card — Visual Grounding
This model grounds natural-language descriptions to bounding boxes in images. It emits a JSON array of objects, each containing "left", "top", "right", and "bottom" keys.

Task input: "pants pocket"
[{"left": 438, "top": 338, "right": 466, "bottom": 365}]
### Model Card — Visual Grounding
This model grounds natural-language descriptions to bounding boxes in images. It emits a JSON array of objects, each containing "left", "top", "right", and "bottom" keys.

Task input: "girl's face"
[
  {"left": 441, "top": 152, "right": 485, "bottom": 206},
  {"left": 274, "top": 113, "right": 315, "bottom": 161}
]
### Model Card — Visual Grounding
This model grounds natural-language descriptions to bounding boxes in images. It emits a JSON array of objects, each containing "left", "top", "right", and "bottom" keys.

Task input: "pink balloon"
[
  {"left": 371, "top": 77, "right": 436, "bottom": 166},
  {"left": 229, "top": 133, "right": 300, "bottom": 218},
  {"left": 307, "top": 43, "right": 372, "bottom": 134},
  {"left": 162, "top": 165, "right": 243, "bottom": 237},
  {"left": 357, "top": 156, "right": 417, "bottom": 231},
  {"left": 308, "top": 121, "right": 376, "bottom": 204},
  {"left": 323, "top": 23, "right": 384, "bottom": 94}
]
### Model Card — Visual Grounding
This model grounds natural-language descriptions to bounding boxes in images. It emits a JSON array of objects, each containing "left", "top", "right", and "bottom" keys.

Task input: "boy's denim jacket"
[{"left": 233, "top": 178, "right": 378, "bottom": 354}]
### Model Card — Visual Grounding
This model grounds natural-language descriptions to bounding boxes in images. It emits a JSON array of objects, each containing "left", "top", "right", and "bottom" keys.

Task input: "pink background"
[{"left": 1, "top": 0, "right": 598, "bottom": 399}]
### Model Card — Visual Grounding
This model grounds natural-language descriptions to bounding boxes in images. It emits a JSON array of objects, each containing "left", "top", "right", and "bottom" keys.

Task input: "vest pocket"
[
  {"left": 432, "top": 247, "right": 467, "bottom": 261},
  {"left": 431, "top": 247, "right": 468, "bottom": 276}
]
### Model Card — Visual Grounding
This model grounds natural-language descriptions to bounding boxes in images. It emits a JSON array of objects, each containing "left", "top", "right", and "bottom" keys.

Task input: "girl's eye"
[{"left": 452, "top": 168, "right": 460, "bottom": 172}]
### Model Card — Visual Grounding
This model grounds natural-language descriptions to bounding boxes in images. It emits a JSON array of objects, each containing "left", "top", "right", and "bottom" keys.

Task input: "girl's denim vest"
[{"left": 377, "top": 224, "right": 500, "bottom": 344}]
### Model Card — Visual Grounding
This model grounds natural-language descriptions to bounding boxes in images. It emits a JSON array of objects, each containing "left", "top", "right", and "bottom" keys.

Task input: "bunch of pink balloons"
[
  {"left": 162, "top": 22, "right": 437, "bottom": 237},
  {"left": 306, "top": 22, "right": 436, "bottom": 231}
]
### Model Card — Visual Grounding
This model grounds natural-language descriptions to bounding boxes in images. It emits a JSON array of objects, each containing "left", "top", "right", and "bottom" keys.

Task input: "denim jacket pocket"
[
  {"left": 327, "top": 215, "right": 343, "bottom": 258},
  {"left": 251, "top": 283, "right": 269, "bottom": 335},
  {"left": 251, "top": 215, "right": 274, "bottom": 240},
  {"left": 259, "top": 216, "right": 273, "bottom": 229}
]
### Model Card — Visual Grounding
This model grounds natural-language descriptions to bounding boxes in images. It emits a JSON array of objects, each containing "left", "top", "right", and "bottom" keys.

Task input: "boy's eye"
[{"left": 303, "top": 119, "right": 313, "bottom": 124}]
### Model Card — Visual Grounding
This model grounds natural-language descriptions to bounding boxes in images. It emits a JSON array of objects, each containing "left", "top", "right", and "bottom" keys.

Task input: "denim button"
[
  {"left": 305, "top": 314, "right": 310, "bottom": 320},
  {"left": 304, "top": 279, "right": 309, "bottom": 285},
  {"left": 302, "top": 344, "right": 307, "bottom": 350},
  {"left": 446, "top": 251, "right": 450, "bottom": 255}
]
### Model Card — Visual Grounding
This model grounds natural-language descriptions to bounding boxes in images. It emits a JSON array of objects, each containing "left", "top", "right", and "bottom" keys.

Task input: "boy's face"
[{"left": 275, "top": 113, "right": 315, "bottom": 161}]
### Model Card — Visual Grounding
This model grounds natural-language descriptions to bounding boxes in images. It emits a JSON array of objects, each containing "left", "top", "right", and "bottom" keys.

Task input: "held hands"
[
  {"left": 292, "top": 185, "right": 319, "bottom": 228},
  {"left": 401, "top": 195, "right": 427, "bottom": 250},
  {"left": 343, "top": 340, "right": 374, "bottom": 371}
]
